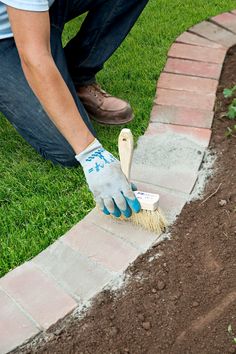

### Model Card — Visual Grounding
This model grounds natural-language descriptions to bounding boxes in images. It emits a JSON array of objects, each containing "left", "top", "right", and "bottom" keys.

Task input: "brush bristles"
[
  {"left": 97, "top": 206, "right": 167, "bottom": 235},
  {"left": 112, "top": 208, "right": 167, "bottom": 235},
  {"left": 126, "top": 208, "right": 167, "bottom": 234}
]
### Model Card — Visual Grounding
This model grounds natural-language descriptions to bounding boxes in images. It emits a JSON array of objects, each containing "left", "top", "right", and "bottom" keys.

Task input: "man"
[{"left": 0, "top": 0, "right": 148, "bottom": 218}]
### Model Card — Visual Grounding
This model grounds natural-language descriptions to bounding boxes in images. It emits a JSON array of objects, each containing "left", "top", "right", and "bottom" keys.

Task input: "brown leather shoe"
[{"left": 77, "top": 83, "right": 134, "bottom": 125}]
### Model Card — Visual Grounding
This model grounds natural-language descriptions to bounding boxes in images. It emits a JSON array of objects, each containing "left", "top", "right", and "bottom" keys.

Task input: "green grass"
[{"left": 0, "top": 0, "right": 235, "bottom": 277}]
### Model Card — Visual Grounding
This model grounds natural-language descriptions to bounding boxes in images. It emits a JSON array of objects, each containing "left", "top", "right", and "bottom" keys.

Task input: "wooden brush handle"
[{"left": 118, "top": 128, "right": 134, "bottom": 181}]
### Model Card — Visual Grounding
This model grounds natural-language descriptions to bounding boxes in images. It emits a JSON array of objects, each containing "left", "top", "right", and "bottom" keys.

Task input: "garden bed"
[{"left": 16, "top": 45, "right": 236, "bottom": 354}]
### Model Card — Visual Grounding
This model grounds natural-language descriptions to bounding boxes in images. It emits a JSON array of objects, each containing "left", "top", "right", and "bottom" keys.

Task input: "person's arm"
[
  {"left": 6, "top": 6, "right": 94, "bottom": 154},
  {"left": 6, "top": 5, "right": 141, "bottom": 217}
]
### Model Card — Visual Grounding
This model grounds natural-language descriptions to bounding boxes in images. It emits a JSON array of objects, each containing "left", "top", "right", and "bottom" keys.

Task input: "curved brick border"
[{"left": 1, "top": 11, "right": 236, "bottom": 354}]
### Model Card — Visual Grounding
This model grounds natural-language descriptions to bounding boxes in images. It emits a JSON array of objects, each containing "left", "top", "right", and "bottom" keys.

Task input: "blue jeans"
[{"left": 0, "top": 0, "right": 148, "bottom": 167}]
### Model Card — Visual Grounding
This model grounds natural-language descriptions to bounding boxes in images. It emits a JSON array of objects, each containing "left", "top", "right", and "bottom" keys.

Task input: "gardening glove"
[{"left": 75, "top": 139, "right": 141, "bottom": 218}]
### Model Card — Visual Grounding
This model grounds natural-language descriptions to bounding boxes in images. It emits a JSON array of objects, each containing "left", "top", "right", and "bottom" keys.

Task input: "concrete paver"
[
  {"left": 33, "top": 241, "right": 114, "bottom": 302},
  {"left": 155, "top": 88, "right": 215, "bottom": 111},
  {"left": 164, "top": 58, "right": 222, "bottom": 79},
  {"left": 0, "top": 289, "right": 39, "bottom": 354},
  {"left": 168, "top": 43, "right": 226, "bottom": 63},
  {"left": 0, "top": 263, "right": 77, "bottom": 330},
  {"left": 157, "top": 73, "right": 218, "bottom": 94},
  {"left": 189, "top": 21, "right": 236, "bottom": 48},
  {"left": 61, "top": 221, "right": 140, "bottom": 272},
  {"left": 150, "top": 104, "right": 214, "bottom": 128},
  {"left": 131, "top": 163, "right": 198, "bottom": 195},
  {"left": 212, "top": 12, "right": 236, "bottom": 34},
  {"left": 83, "top": 209, "right": 159, "bottom": 252},
  {"left": 130, "top": 128, "right": 208, "bottom": 193},
  {"left": 176, "top": 31, "right": 225, "bottom": 48},
  {"left": 145, "top": 122, "right": 212, "bottom": 147}
]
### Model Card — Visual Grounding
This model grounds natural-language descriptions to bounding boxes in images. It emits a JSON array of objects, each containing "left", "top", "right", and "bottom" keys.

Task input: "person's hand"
[{"left": 75, "top": 139, "right": 141, "bottom": 218}]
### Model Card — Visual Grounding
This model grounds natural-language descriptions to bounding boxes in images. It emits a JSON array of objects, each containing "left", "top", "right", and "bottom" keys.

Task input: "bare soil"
[{"left": 17, "top": 46, "right": 236, "bottom": 354}]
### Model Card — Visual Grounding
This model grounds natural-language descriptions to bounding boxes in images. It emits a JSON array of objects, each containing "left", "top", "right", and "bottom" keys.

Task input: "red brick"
[
  {"left": 157, "top": 73, "right": 218, "bottom": 94},
  {"left": 169, "top": 43, "right": 226, "bottom": 64},
  {"left": 176, "top": 31, "right": 224, "bottom": 48},
  {"left": 189, "top": 21, "right": 236, "bottom": 48},
  {"left": 0, "top": 289, "right": 39, "bottom": 354},
  {"left": 62, "top": 221, "right": 140, "bottom": 272},
  {"left": 164, "top": 58, "right": 222, "bottom": 79},
  {"left": 212, "top": 12, "right": 236, "bottom": 34},
  {"left": 155, "top": 88, "right": 215, "bottom": 111},
  {"left": 150, "top": 105, "right": 214, "bottom": 129},
  {"left": 0, "top": 262, "right": 77, "bottom": 330}
]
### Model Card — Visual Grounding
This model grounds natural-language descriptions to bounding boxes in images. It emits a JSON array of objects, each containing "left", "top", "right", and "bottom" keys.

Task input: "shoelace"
[{"left": 87, "top": 83, "right": 111, "bottom": 101}]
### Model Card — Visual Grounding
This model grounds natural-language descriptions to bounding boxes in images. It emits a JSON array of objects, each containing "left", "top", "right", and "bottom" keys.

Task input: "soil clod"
[
  {"left": 157, "top": 280, "right": 166, "bottom": 290},
  {"left": 142, "top": 322, "right": 151, "bottom": 331},
  {"left": 219, "top": 199, "right": 227, "bottom": 206}
]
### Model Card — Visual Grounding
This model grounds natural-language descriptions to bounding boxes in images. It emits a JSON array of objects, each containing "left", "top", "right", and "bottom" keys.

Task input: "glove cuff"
[{"left": 75, "top": 138, "right": 102, "bottom": 164}]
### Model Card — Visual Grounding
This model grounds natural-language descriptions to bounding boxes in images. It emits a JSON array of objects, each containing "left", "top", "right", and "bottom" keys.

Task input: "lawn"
[{"left": 0, "top": 0, "right": 235, "bottom": 277}]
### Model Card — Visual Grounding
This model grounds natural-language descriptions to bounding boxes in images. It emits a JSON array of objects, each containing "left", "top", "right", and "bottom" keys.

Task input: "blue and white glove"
[{"left": 75, "top": 139, "right": 141, "bottom": 218}]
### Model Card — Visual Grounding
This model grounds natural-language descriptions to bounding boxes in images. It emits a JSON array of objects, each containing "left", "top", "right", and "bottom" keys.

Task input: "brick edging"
[{"left": 1, "top": 11, "right": 236, "bottom": 354}]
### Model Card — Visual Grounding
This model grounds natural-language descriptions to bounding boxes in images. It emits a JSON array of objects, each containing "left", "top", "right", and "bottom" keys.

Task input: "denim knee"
[
  {"left": 39, "top": 148, "right": 80, "bottom": 168},
  {"left": 54, "top": 157, "right": 80, "bottom": 168}
]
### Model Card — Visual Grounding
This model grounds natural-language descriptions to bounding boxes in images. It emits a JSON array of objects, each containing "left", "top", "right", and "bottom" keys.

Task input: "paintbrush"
[{"left": 118, "top": 128, "right": 167, "bottom": 234}]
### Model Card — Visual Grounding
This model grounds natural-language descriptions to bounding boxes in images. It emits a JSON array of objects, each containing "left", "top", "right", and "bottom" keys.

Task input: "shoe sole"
[{"left": 89, "top": 113, "right": 134, "bottom": 126}]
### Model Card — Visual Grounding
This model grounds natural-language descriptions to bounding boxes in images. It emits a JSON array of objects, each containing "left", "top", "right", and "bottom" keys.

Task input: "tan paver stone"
[
  {"left": 168, "top": 43, "right": 226, "bottom": 64},
  {"left": 176, "top": 31, "right": 225, "bottom": 48},
  {"left": 131, "top": 163, "right": 198, "bottom": 195},
  {"left": 83, "top": 209, "right": 159, "bottom": 252},
  {"left": 212, "top": 12, "right": 236, "bottom": 34},
  {"left": 145, "top": 122, "right": 211, "bottom": 147},
  {"left": 164, "top": 58, "right": 222, "bottom": 79},
  {"left": 189, "top": 21, "right": 236, "bottom": 48},
  {"left": 33, "top": 241, "right": 114, "bottom": 302},
  {"left": 157, "top": 73, "right": 218, "bottom": 93},
  {"left": 150, "top": 105, "right": 214, "bottom": 129},
  {"left": 155, "top": 88, "right": 215, "bottom": 111},
  {"left": 0, "top": 262, "right": 77, "bottom": 330},
  {"left": 130, "top": 130, "right": 206, "bottom": 194},
  {"left": 61, "top": 221, "right": 140, "bottom": 272},
  {"left": 0, "top": 288, "right": 39, "bottom": 354}
]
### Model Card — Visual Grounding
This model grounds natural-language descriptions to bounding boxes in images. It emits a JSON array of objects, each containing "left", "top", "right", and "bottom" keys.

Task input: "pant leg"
[
  {"left": 0, "top": 26, "right": 96, "bottom": 168},
  {"left": 64, "top": 0, "right": 149, "bottom": 87}
]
